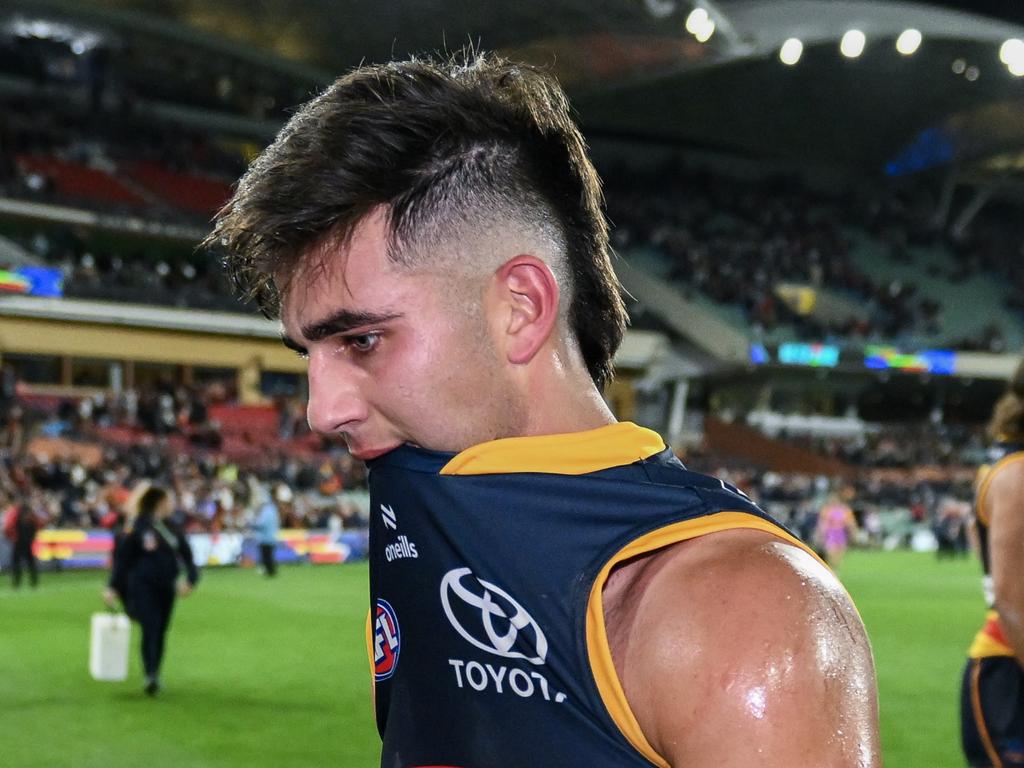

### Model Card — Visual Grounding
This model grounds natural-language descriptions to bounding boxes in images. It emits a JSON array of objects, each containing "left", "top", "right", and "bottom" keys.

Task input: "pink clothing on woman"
[{"left": 822, "top": 505, "right": 851, "bottom": 551}]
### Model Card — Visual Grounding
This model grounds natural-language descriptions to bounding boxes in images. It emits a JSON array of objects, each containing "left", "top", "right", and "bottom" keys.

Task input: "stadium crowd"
[
  {"left": 785, "top": 421, "right": 988, "bottom": 469},
  {"left": 2, "top": 94, "right": 1022, "bottom": 345},
  {"left": 684, "top": 450, "right": 973, "bottom": 555},
  {"left": 0, "top": 354, "right": 978, "bottom": 559},
  {"left": 0, "top": 373, "right": 369, "bottom": 536},
  {"left": 4, "top": 223, "right": 241, "bottom": 311},
  {"left": 0, "top": 95, "right": 241, "bottom": 221},
  {"left": 606, "top": 164, "right": 1021, "bottom": 350}
]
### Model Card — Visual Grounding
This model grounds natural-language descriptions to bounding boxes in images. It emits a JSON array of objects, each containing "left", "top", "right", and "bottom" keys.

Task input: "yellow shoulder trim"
[
  {"left": 585, "top": 511, "right": 822, "bottom": 768},
  {"left": 440, "top": 422, "right": 666, "bottom": 476},
  {"left": 366, "top": 608, "right": 378, "bottom": 711},
  {"left": 366, "top": 609, "right": 375, "bottom": 676},
  {"left": 977, "top": 454, "right": 1024, "bottom": 527},
  {"left": 970, "top": 639, "right": 1015, "bottom": 659}
]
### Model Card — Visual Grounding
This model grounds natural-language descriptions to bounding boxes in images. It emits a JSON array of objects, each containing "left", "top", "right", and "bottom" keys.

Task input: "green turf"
[
  {"left": 0, "top": 564, "right": 378, "bottom": 768},
  {"left": 843, "top": 549, "right": 985, "bottom": 768},
  {"left": 0, "top": 551, "right": 990, "bottom": 766}
]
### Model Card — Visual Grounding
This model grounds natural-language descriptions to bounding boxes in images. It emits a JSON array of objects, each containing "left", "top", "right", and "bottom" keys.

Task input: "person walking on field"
[
  {"left": 4, "top": 495, "right": 42, "bottom": 588},
  {"left": 103, "top": 485, "right": 198, "bottom": 696},
  {"left": 247, "top": 477, "right": 280, "bottom": 577},
  {"left": 817, "top": 492, "right": 858, "bottom": 570}
]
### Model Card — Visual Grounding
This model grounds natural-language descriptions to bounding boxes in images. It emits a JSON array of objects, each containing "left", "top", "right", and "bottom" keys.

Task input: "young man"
[
  {"left": 208, "top": 52, "right": 880, "bottom": 767},
  {"left": 962, "top": 359, "right": 1024, "bottom": 767}
]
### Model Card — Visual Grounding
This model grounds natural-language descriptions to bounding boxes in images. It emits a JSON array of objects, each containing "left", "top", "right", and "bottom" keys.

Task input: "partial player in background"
[
  {"left": 103, "top": 484, "right": 198, "bottom": 696},
  {"left": 209, "top": 51, "right": 880, "bottom": 767},
  {"left": 817, "top": 491, "right": 858, "bottom": 571},
  {"left": 962, "top": 358, "right": 1024, "bottom": 767}
]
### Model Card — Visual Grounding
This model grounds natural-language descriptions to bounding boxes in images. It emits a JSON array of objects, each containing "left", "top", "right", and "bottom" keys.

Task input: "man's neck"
[{"left": 518, "top": 348, "right": 617, "bottom": 437}]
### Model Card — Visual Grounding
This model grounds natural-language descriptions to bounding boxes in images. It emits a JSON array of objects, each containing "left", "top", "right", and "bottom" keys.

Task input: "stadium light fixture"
[
  {"left": 780, "top": 38, "right": 803, "bottom": 66},
  {"left": 685, "top": 7, "right": 708, "bottom": 35},
  {"left": 999, "top": 38, "right": 1024, "bottom": 65},
  {"left": 896, "top": 29, "right": 922, "bottom": 56},
  {"left": 840, "top": 30, "right": 866, "bottom": 58},
  {"left": 1000, "top": 39, "right": 1024, "bottom": 76},
  {"left": 694, "top": 18, "right": 716, "bottom": 43}
]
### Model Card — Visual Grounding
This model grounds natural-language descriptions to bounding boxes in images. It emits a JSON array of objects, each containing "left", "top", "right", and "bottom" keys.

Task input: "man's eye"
[{"left": 348, "top": 333, "right": 380, "bottom": 353}]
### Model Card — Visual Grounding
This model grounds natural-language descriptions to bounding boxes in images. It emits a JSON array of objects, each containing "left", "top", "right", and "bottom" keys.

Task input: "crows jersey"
[
  {"left": 366, "top": 422, "right": 814, "bottom": 768},
  {"left": 969, "top": 441, "right": 1024, "bottom": 659}
]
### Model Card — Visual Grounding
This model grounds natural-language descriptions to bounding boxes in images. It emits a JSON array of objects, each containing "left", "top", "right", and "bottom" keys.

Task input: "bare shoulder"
[
  {"left": 987, "top": 455, "right": 1024, "bottom": 500},
  {"left": 604, "top": 527, "right": 880, "bottom": 767}
]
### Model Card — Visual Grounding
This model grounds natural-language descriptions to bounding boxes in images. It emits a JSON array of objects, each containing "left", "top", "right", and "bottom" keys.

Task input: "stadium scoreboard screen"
[{"left": 750, "top": 342, "right": 957, "bottom": 375}]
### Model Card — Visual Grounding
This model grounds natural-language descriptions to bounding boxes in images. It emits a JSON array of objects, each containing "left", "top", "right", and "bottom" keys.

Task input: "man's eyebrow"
[{"left": 300, "top": 309, "right": 403, "bottom": 343}]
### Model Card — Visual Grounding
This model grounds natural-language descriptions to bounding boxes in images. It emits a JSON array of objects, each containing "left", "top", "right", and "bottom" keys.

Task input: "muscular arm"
[
  {"left": 986, "top": 461, "right": 1024, "bottom": 667},
  {"left": 606, "top": 528, "right": 880, "bottom": 767}
]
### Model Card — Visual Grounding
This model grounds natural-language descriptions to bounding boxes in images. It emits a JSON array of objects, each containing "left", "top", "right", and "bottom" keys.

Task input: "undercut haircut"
[{"left": 205, "top": 50, "right": 627, "bottom": 388}]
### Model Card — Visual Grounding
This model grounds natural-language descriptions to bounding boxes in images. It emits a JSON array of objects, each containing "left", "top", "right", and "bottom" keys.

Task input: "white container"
[{"left": 89, "top": 612, "right": 131, "bottom": 682}]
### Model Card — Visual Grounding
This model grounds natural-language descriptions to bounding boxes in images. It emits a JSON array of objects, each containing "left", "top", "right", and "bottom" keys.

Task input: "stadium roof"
[{"left": 11, "top": 0, "right": 1024, "bottom": 174}]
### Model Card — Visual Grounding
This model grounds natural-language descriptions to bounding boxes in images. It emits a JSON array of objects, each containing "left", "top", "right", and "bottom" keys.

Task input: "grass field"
[{"left": 0, "top": 551, "right": 988, "bottom": 767}]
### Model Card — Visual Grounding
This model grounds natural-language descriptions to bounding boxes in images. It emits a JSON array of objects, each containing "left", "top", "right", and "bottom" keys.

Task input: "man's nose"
[{"left": 305, "top": 361, "right": 367, "bottom": 434}]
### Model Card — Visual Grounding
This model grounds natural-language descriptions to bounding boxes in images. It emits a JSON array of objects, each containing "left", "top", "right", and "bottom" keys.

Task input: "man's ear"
[{"left": 493, "top": 255, "right": 560, "bottom": 366}]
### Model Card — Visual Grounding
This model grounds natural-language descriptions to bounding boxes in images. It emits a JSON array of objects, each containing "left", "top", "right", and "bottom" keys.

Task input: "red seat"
[
  {"left": 17, "top": 155, "right": 146, "bottom": 206},
  {"left": 127, "top": 161, "right": 231, "bottom": 215}
]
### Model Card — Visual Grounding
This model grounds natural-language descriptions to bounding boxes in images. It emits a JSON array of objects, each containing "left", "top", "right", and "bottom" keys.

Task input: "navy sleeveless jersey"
[
  {"left": 968, "top": 441, "right": 1024, "bottom": 659},
  {"left": 365, "top": 423, "right": 807, "bottom": 768}
]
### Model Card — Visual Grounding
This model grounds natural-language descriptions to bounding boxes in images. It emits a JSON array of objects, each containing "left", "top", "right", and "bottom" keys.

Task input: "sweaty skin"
[
  {"left": 985, "top": 459, "right": 1024, "bottom": 667},
  {"left": 281, "top": 210, "right": 881, "bottom": 767},
  {"left": 604, "top": 529, "right": 880, "bottom": 767}
]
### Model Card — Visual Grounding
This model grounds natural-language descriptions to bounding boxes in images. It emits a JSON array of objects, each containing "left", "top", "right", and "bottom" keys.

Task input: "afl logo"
[
  {"left": 440, "top": 567, "right": 548, "bottom": 665},
  {"left": 373, "top": 599, "right": 401, "bottom": 681}
]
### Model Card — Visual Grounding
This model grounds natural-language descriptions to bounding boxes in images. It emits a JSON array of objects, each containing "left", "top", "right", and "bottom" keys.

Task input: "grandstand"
[{"left": 1, "top": 1, "right": 1024, "bottom": 766}]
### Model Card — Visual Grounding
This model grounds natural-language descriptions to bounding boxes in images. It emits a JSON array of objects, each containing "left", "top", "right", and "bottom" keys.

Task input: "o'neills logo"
[
  {"left": 379, "top": 503, "right": 420, "bottom": 562},
  {"left": 385, "top": 534, "right": 418, "bottom": 562}
]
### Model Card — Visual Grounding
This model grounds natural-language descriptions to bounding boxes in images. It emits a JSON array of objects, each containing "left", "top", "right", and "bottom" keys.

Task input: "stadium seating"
[
  {"left": 127, "top": 162, "right": 232, "bottom": 215},
  {"left": 15, "top": 155, "right": 147, "bottom": 208}
]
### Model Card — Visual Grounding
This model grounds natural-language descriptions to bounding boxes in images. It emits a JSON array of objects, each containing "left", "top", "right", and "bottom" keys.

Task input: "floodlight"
[
  {"left": 1000, "top": 39, "right": 1024, "bottom": 65},
  {"left": 896, "top": 29, "right": 922, "bottom": 56},
  {"left": 694, "top": 18, "right": 715, "bottom": 43},
  {"left": 951, "top": 58, "right": 966, "bottom": 74},
  {"left": 840, "top": 30, "right": 866, "bottom": 58},
  {"left": 780, "top": 38, "right": 803, "bottom": 66},
  {"left": 685, "top": 7, "right": 708, "bottom": 35}
]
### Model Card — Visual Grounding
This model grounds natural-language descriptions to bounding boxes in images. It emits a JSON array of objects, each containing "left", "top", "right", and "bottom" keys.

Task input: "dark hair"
[
  {"left": 205, "top": 50, "right": 626, "bottom": 388},
  {"left": 988, "top": 358, "right": 1024, "bottom": 442},
  {"left": 137, "top": 486, "right": 169, "bottom": 520}
]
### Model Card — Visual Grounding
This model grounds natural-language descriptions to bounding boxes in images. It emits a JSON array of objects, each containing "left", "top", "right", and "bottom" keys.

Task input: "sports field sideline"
[{"left": 0, "top": 551, "right": 985, "bottom": 767}]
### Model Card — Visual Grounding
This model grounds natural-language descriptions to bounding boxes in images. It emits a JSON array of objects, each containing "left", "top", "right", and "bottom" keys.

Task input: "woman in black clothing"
[
  {"left": 103, "top": 485, "right": 198, "bottom": 695},
  {"left": 7, "top": 498, "right": 41, "bottom": 588}
]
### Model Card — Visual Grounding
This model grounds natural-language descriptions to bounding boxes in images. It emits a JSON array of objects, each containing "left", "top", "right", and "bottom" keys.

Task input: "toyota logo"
[{"left": 440, "top": 567, "right": 548, "bottom": 665}]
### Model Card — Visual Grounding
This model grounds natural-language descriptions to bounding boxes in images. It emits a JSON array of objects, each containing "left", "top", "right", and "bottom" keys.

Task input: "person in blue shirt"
[
  {"left": 247, "top": 477, "right": 281, "bottom": 577},
  {"left": 207, "top": 51, "right": 881, "bottom": 767}
]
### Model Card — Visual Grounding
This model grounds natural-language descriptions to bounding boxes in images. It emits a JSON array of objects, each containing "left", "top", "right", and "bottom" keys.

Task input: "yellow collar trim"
[{"left": 440, "top": 422, "right": 666, "bottom": 476}]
